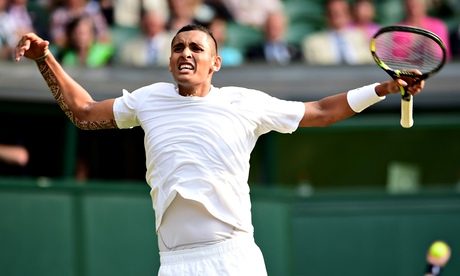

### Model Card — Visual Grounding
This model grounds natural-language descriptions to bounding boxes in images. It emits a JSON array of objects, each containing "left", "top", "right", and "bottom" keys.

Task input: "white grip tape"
[
  {"left": 400, "top": 96, "right": 414, "bottom": 128},
  {"left": 347, "top": 83, "right": 385, "bottom": 113}
]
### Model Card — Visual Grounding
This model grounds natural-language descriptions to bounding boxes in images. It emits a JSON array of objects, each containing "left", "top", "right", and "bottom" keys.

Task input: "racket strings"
[{"left": 374, "top": 31, "right": 444, "bottom": 73}]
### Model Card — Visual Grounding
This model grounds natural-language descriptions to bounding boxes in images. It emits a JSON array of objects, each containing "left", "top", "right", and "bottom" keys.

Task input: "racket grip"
[{"left": 400, "top": 95, "right": 414, "bottom": 128}]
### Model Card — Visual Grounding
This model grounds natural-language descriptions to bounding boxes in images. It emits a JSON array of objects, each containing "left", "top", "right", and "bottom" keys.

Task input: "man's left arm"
[{"left": 298, "top": 78, "right": 424, "bottom": 127}]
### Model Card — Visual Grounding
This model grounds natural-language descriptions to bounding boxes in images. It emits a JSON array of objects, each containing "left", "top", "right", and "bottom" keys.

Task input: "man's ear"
[{"left": 212, "top": 56, "right": 222, "bottom": 72}]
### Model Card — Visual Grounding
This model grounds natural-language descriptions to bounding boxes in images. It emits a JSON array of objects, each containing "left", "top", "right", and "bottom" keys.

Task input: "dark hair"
[
  {"left": 65, "top": 15, "right": 95, "bottom": 49},
  {"left": 172, "top": 24, "right": 218, "bottom": 54}
]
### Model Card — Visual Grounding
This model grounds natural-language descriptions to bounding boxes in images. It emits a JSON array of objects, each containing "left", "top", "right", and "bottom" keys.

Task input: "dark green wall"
[
  {"left": 1, "top": 179, "right": 459, "bottom": 276},
  {"left": 249, "top": 114, "right": 460, "bottom": 189}
]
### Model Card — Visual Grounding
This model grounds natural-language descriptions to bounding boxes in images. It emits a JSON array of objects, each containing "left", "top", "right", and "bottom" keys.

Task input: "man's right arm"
[{"left": 15, "top": 33, "right": 118, "bottom": 130}]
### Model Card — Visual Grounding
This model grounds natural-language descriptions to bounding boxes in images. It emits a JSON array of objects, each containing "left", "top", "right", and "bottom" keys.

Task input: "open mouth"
[{"left": 179, "top": 63, "right": 194, "bottom": 72}]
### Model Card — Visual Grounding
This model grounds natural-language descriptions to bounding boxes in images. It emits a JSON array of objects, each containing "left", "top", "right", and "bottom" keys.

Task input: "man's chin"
[{"left": 174, "top": 75, "right": 195, "bottom": 85}]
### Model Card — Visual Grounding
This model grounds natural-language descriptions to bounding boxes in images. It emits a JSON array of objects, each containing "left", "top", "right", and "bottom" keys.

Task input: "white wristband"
[{"left": 347, "top": 83, "right": 385, "bottom": 113}]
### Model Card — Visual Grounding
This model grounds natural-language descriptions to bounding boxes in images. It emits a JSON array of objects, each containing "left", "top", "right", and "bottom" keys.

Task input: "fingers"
[
  {"left": 395, "top": 69, "right": 425, "bottom": 95},
  {"left": 396, "top": 78, "right": 408, "bottom": 87},
  {"left": 407, "top": 79, "right": 424, "bottom": 95},
  {"left": 14, "top": 36, "right": 30, "bottom": 62},
  {"left": 399, "top": 77, "right": 424, "bottom": 95},
  {"left": 14, "top": 33, "right": 49, "bottom": 62}
]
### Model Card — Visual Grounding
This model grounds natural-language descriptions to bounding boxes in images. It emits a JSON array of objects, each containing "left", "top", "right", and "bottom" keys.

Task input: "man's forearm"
[{"left": 36, "top": 55, "right": 118, "bottom": 130}]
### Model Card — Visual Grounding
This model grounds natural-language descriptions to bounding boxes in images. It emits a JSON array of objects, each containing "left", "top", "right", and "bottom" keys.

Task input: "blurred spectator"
[
  {"left": 119, "top": 10, "right": 173, "bottom": 67},
  {"left": 350, "top": 0, "right": 380, "bottom": 41},
  {"left": 399, "top": 0, "right": 452, "bottom": 60},
  {"left": 0, "top": 0, "right": 16, "bottom": 59},
  {"left": 167, "top": 0, "right": 199, "bottom": 32},
  {"left": 8, "top": 0, "right": 53, "bottom": 43},
  {"left": 218, "top": 0, "right": 284, "bottom": 29},
  {"left": 50, "top": 0, "right": 111, "bottom": 48},
  {"left": 246, "top": 11, "right": 300, "bottom": 66},
  {"left": 207, "top": 15, "right": 243, "bottom": 67},
  {"left": 204, "top": 0, "right": 233, "bottom": 21},
  {"left": 7, "top": 0, "right": 35, "bottom": 37},
  {"left": 97, "top": 0, "right": 114, "bottom": 26},
  {"left": 302, "top": 0, "right": 373, "bottom": 65},
  {"left": 166, "top": 0, "right": 215, "bottom": 32},
  {"left": 57, "top": 15, "right": 115, "bottom": 67},
  {"left": 112, "top": 0, "right": 169, "bottom": 27},
  {"left": 0, "top": 144, "right": 29, "bottom": 167},
  {"left": 426, "top": 0, "right": 460, "bottom": 58}
]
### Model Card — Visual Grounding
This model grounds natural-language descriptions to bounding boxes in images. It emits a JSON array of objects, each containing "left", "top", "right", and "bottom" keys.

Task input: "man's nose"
[{"left": 182, "top": 48, "right": 192, "bottom": 58}]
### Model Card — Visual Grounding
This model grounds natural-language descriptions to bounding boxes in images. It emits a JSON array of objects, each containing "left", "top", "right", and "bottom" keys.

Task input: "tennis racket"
[{"left": 370, "top": 26, "right": 447, "bottom": 128}]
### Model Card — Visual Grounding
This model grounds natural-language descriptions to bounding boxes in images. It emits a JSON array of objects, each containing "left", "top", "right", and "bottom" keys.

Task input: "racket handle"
[{"left": 400, "top": 95, "right": 414, "bottom": 128}]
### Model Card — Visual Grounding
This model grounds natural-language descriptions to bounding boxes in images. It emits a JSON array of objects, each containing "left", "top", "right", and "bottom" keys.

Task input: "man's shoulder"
[
  {"left": 139, "top": 82, "right": 175, "bottom": 91},
  {"left": 218, "top": 86, "right": 261, "bottom": 94},
  {"left": 128, "top": 82, "right": 175, "bottom": 97},
  {"left": 217, "top": 86, "right": 271, "bottom": 102}
]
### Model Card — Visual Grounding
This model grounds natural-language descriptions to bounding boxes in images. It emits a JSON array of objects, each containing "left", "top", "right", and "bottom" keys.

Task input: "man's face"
[{"left": 169, "top": 30, "right": 220, "bottom": 88}]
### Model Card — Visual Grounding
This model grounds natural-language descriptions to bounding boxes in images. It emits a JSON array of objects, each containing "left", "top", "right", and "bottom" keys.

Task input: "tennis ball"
[{"left": 429, "top": 241, "right": 450, "bottom": 259}]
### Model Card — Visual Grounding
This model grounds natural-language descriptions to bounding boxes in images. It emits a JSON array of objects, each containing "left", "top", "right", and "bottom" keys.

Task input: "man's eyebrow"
[
  {"left": 172, "top": 41, "right": 204, "bottom": 48},
  {"left": 189, "top": 42, "right": 203, "bottom": 48},
  {"left": 172, "top": 41, "right": 184, "bottom": 48}
]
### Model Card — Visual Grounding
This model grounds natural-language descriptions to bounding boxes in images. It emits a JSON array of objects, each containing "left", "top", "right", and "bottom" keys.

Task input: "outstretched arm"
[
  {"left": 14, "top": 33, "right": 118, "bottom": 130},
  {"left": 299, "top": 77, "right": 424, "bottom": 127}
]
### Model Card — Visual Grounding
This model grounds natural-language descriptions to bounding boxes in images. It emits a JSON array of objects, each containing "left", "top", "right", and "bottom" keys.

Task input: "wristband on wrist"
[
  {"left": 346, "top": 83, "right": 385, "bottom": 113},
  {"left": 35, "top": 51, "right": 49, "bottom": 63}
]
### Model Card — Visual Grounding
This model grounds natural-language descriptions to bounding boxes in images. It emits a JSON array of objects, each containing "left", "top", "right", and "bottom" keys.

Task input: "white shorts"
[{"left": 158, "top": 235, "right": 267, "bottom": 276}]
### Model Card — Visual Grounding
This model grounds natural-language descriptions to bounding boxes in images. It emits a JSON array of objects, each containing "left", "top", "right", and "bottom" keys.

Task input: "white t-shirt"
[{"left": 113, "top": 82, "right": 305, "bottom": 232}]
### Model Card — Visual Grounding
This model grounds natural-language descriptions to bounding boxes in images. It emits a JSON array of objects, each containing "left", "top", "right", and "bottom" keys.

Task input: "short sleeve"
[
  {"left": 234, "top": 88, "right": 305, "bottom": 135},
  {"left": 113, "top": 89, "right": 142, "bottom": 129},
  {"left": 256, "top": 92, "right": 305, "bottom": 135}
]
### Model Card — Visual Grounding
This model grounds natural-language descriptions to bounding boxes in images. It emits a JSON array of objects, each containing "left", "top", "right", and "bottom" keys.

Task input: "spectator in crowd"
[
  {"left": 424, "top": 0, "right": 460, "bottom": 59},
  {"left": 166, "top": 0, "right": 217, "bottom": 32},
  {"left": 167, "top": 0, "right": 199, "bottom": 32},
  {"left": 57, "top": 15, "right": 114, "bottom": 67},
  {"left": 0, "top": 0, "right": 17, "bottom": 59},
  {"left": 7, "top": 0, "right": 35, "bottom": 37},
  {"left": 217, "top": 0, "right": 284, "bottom": 29},
  {"left": 119, "top": 10, "right": 174, "bottom": 67},
  {"left": 206, "top": 15, "right": 243, "bottom": 66},
  {"left": 246, "top": 11, "right": 300, "bottom": 66},
  {"left": 203, "top": 0, "right": 233, "bottom": 21},
  {"left": 49, "top": 0, "right": 111, "bottom": 48},
  {"left": 112, "top": 0, "right": 169, "bottom": 28},
  {"left": 302, "top": 0, "right": 373, "bottom": 65},
  {"left": 350, "top": 0, "right": 380, "bottom": 41},
  {"left": 97, "top": 0, "right": 114, "bottom": 26},
  {"left": 8, "top": 0, "right": 53, "bottom": 44},
  {"left": 399, "top": 0, "right": 452, "bottom": 60}
]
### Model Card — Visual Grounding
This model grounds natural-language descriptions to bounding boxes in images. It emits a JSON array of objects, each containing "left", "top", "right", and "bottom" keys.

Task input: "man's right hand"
[{"left": 14, "top": 33, "right": 50, "bottom": 62}]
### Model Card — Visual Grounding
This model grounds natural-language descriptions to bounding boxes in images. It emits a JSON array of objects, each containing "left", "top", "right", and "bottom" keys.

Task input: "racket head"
[
  {"left": 370, "top": 26, "right": 447, "bottom": 128},
  {"left": 370, "top": 25, "right": 447, "bottom": 80}
]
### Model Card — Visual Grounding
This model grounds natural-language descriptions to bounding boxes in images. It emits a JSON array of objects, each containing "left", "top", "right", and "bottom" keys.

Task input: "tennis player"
[{"left": 15, "top": 24, "right": 424, "bottom": 275}]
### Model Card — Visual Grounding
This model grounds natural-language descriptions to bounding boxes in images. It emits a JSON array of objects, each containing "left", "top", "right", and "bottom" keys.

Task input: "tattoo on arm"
[{"left": 37, "top": 61, "right": 118, "bottom": 130}]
